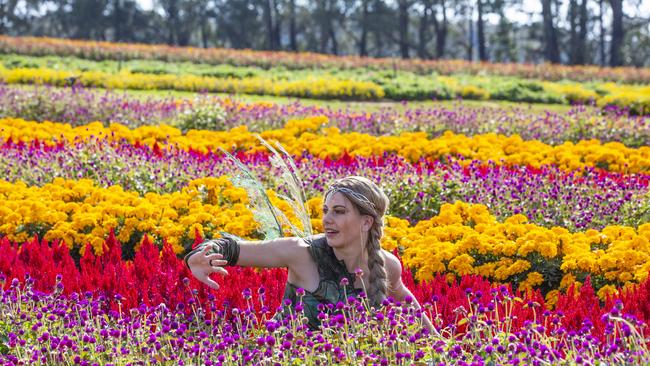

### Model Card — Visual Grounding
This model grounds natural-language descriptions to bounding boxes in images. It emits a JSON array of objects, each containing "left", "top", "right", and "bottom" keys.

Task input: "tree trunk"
[
  {"left": 609, "top": 0, "right": 624, "bottom": 66},
  {"left": 467, "top": 4, "right": 473, "bottom": 61},
  {"left": 598, "top": 0, "right": 606, "bottom": 65},
  {"left": 576, "top": 0, "right": 588, "bottom": 64},
  {"left": 417, "top": 3, "right": 431, "bottom": 58},
  {"left": 200, "top": 14, "right": 209, "bottom": 48},
  {"left": 318, "top": 1, "right": 328, "bottom": 53},
  {"left": 289, "top": 0, "right": 297, "bottom": 51},
  {"left": 398, "top": 0, "right": 410, "bottom": 59},
  {"left": 477, "top": 0, "right": 486, "bottom": 61},
  {"left": 113, "top": 0, "right": 122, "bottom": 41},
  {"left": 272, "top": 0, "right": 281, "bottom": 49},
  {"left": 431, "top": 0, "right": 448, "bottom": 58},
  {"left": 329, "top": 26, "right": 338, "bottom": 55},
  {"left": 359, "top": 0, "right": 369, "bottom": 56},
  {"left": 165, "top": 0, "right": 179, "bottom": 45},
  {"left": 263, "top": 0, "right": 275, "bottom": 49},
  {"left": 568, "top": 0, "right": 578, "bottom": 64},
  {"left": 541, "top": 0, "right": 560, "bottom": 63}
]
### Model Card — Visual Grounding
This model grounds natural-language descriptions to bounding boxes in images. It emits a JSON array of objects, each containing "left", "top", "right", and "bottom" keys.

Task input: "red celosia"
[{"left": 0, "top": 235, "right": 647, "bottom": 338}]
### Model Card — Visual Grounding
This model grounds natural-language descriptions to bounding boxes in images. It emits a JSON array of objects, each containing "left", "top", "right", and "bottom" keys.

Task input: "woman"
[{"left": 185, "top": 176, "right": 434, "bottom": 331}]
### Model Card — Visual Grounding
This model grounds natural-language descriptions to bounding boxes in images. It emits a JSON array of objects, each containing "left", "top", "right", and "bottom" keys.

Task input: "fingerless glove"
[{"left": 183, "top": 236, "right": 240, "bottom": 269}]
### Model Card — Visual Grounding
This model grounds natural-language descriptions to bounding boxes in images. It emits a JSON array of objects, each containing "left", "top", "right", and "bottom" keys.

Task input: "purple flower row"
[
  {"left": 1, "top": 276, "right": 647, "bottom": 365},
  {"left": 1, "top": 137, "right": 647, "bottom": 231},
  {"left": 1, "top": 84, "right": 648, "bottom": 147}
]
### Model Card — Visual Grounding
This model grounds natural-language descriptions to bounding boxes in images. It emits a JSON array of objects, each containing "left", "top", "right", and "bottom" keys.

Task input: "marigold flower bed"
[
  {"left": 2, "top": 117, "right": 649, "bottom": 174},
  {"left": 0, "top": 175, "right": 648, "bottom": 299}
]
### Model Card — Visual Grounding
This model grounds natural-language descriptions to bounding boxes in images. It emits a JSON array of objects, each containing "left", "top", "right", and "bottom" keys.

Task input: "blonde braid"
[{"left": 365, "top": 217, "right": 388, "bottom": 308}]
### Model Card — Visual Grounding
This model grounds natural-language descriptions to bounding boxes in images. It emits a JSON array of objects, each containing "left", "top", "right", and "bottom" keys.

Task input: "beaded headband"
[{"left": 326, "top": 186, "right": 376, "bottom": 212}]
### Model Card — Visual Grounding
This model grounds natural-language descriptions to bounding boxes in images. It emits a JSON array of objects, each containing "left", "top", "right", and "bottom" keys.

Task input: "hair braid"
[{"left": 365, "top": 217, "right": 388, "bottom": 308}]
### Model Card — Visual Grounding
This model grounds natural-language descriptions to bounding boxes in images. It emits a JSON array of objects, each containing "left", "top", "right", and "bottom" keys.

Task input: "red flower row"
[{"left": 1, "top": 232, "right": 648, "bottom": 340}]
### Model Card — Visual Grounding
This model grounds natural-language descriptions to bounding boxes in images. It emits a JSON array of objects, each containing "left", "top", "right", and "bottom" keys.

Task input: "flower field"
[
  {"left": 3, "top": 39, "right": 650, "bottom": 111},
  {"left": 1, "top": 37, "right": 650, "bottom": 365}
]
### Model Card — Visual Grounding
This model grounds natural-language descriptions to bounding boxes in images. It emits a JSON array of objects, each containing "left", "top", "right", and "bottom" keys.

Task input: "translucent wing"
[{"left": 219, "top": 148, "right": 284, "bottom": 240}]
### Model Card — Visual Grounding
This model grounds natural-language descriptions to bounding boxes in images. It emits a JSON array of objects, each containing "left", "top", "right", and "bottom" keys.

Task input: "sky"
[
  {"left": 136, "top": 0, "right": 540, "bottom": 23},
  {"left": 135, "top": 0, "right": 647, "bottom": 28}
]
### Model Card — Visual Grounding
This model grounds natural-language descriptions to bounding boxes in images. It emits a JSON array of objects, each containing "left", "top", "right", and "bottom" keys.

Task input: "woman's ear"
[{"left": 362, "top": 215, "right": 374, "bottom": 232}]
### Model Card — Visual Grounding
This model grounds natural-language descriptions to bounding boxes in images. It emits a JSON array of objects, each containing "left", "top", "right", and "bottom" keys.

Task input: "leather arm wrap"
[{"left": 183, "top": 237, "right": 240, "bottom": 269}]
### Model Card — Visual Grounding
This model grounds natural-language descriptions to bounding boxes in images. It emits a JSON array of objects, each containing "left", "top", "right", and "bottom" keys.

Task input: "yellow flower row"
[
  {"left": 380, "top": 202, "right": 650, "bottom": 300},
  {"left": 4, "top": 63, "right": 650, "bottom": 108},
  {"left": 1, "top": 177, "right": 647, "bottom": 299},
  {"left": 1, "top": 117, "right": 649, "bottom": 174},
  {"left": 0, "top": 66, "right": 384, "bottom": 100},
  {"left": 0, "top": 177, "right": 312, "bottom": 255}
]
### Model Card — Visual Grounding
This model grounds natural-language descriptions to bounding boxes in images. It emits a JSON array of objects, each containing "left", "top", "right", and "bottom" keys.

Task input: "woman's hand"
[{"left": 186, "top": 244, "right": 229, "bottom": 290}]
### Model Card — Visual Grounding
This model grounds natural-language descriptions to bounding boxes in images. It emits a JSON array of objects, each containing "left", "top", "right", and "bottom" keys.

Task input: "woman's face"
[{"left": 322, "top": 192, "right": 370, "bottom": 249}]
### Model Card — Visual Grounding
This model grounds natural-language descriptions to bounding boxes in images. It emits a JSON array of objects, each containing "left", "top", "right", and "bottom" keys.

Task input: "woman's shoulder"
[
  {"left": 380, "top": 249, "right": 403, "bottom": 279},
  {"left": 305, "top": 234, "right": 327, "bottom": 248}
]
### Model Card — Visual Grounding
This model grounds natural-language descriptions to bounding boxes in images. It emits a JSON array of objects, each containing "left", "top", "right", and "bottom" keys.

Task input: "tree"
[
  {"left": 490, "top": 0, "right": 518, "bottom": 62},
  {"left": 215, "top": 0, "right": 264, "bottom": 49},
  {"left": 609, "top": 0, "right": 624, "bottom": 66},
  {"left": 288, "top": 0, "right": 298, "bottom": 51},
  {"left": 397, "top": 0, "right": 413, "bottom": 58},
  {"left": 598, "top": 0, "right": 606, "bottom": 65},
  {"left": 431, "top": 0, "right": 449, "bottom": 58},
  {"left": 568, "top": 0, "right": 588, "bottom": 64},
  {"left": 476, "top": 0, "right": 487, "bottom": 61},
  {"left": 0, "top": 0, "right": 20, "bottom": 34},
  {"left": 261, "top": 0, "right": 282, "bottom": 50},
  {"left": 359, "top": 0, "right": 370, "bottom": 56},
  {"left": 541, "top": 0, "right": 560, "bottom": 63}
]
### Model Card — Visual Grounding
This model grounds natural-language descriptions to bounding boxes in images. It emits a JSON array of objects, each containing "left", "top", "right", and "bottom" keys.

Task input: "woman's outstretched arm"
[{"left": 185, "top": 237, "right": 310, "bottom": 289}]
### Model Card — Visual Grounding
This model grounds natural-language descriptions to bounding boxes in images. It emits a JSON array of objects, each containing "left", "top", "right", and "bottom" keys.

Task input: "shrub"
[{"left": 174, "top": 99, "right": 227, "bottom": 132}]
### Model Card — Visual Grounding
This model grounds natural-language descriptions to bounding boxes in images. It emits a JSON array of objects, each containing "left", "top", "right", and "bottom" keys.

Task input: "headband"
[{"left": 327, "top": 186, "right": 376, "bottom": 212}]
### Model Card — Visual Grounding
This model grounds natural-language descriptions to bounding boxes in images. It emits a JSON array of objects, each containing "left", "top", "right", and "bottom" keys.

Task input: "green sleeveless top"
[{"left": 275, "top": 235, "right": 363, "bottom": 329}]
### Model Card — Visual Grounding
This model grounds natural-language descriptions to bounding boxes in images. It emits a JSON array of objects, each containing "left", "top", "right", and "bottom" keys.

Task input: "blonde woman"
[{"left": 185, "top": 176, "right": 434, "bottom": 332}]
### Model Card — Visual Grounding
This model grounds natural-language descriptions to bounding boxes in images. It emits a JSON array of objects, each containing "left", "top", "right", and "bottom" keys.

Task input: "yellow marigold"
[
  {"left": 597, "top": 285, "right": 618, "bottom": 301},
  {"left": 618, "top": 271, "right": 633, "bottom": 282},
  {"left": 474, "top": 262, "right": 497, "bottom": 278},
  {"left": 518, "top": 272, "right": 544, "bottom": 292},
  {"left": 433, "top": 204, "right": 464, "bottom": 226},
  {"left": 306, "top": 197, "right": 323, "bottom": 218},
  {"left": 448, "top": 254, "right": 475, "bottom": 276},
  {"left": 509, "top": 260, "right": 532, "bottom": 275},
  {"left": 504, "top": 214, "right": 528, "bottom": 226},
  {"left": 560, "top": 273, "right": 576, "bottom": 289},
  {"left": 545, "top": 290, "right": 560, "bottom": 309}
]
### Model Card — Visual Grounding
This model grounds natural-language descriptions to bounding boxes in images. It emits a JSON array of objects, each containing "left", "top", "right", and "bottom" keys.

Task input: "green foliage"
[
  {"left": 174, "top": 101, "right": 227, "bottom": 133},
  {"left": 198, "top": 64, "right": 260, "bottom": 79},
  {"left": 385, "top": 179, "right": 446, "bottom": 223},
  {"left": 489, "top": 80, "right": 564, "bottom": 104},
  {"left": 620, "top": 192, "right": 650, "bottom": 228}
]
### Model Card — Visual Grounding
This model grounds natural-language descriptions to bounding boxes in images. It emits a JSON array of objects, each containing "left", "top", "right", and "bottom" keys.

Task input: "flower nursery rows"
[
  {"left": 3, "top": 54, "right": 650, "bottom": 112},
  {"left": 1, "top": 107, "right": 649, "bottom": 364},
  {"left": 3, "top": 35, "right": 650, "bottom": 84},
  {"left": 1, "top": 40, "right": 650, "bottom": 364},
  {"left": 1, "top": 233, "right": 649, "bottom": 365},
  {"left": 2, "top": 116, "right": 649, "bottom": 174},
  {"left": 1, "top": 84, "right": 648, "bottom": 147}
]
